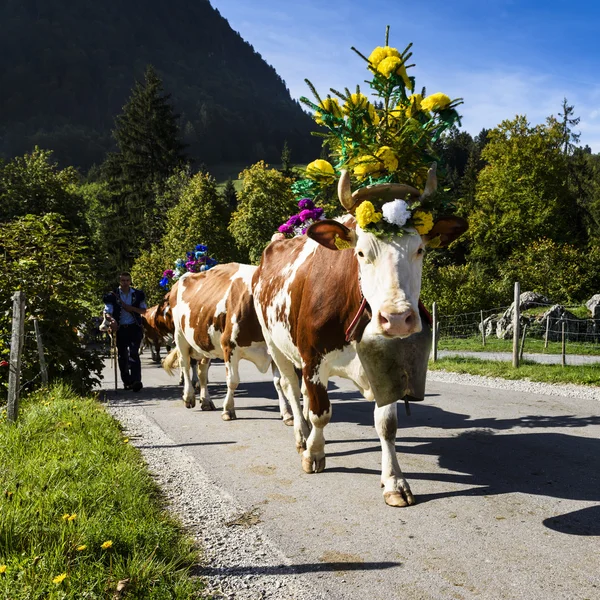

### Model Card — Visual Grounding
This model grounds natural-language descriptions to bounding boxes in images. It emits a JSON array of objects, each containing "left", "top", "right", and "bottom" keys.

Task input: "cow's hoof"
[
  {"left": 200, "top": 399, "right": 217, "bottom": 411},
  {"left": 383, "top": 490, "right": 416, "bottom": 507},
  {"left": 221, "top": 410, "right": 236, "bottom": 421},
  {"left": 301, "top": 455, "right": 325, "bottom": 474},
  {"left": 184, "top": 399, "right": 196, "bottom": 409},
  {"left": 283, "top": 416, "right": 294, "bottom": 426}
]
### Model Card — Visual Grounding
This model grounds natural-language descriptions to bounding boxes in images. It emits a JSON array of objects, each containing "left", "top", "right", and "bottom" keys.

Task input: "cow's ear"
[
  {"left": 423, "top": 216, "right": 468, "bottom": 248},
  {"left": 307, "top": 220, "right": 357, "bottom": 251}
]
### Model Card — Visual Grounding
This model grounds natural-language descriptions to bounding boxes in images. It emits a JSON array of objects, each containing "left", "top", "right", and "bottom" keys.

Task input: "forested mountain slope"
[{"left": 0, "top": 0, "right": 318, "bottom": 169}]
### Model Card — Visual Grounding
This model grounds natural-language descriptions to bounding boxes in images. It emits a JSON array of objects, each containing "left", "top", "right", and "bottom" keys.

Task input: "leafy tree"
[
  {"left": 0, "top": 215, "right": 103, "bottom": 397},
  {"left": 102, "top": 65, "right": 187, "bottom": 267},
  {"left": 466, "top": 115, "right": 581, "bottom": 267},
  {"left": 229, "top": 161, "right": 296, "bottom": 264},
  {"left": 0, "top": 148, "right": 83, "bottom": 229}
]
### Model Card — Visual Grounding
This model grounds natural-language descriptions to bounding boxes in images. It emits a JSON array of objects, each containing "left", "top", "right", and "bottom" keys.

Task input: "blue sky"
[{"left": 211, "top": 0, "right": 600, "bottom": 151}]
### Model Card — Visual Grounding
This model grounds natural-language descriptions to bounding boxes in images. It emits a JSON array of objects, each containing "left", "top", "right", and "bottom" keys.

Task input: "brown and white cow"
[
  {"left": 142, "top": 297, "right": 174, "bottom": 362},
  {"left": 164, "top": 263, "right": 294, "bottom": 424},
  {"left": 253, "top": 167, "right": 467, "bottom": 506}
]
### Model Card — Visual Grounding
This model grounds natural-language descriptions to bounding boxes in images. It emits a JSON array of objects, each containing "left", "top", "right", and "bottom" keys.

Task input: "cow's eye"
[
  {"left": 357, "top": 250, "right": 365, "bottom": 258},
  {"left": 417, "top": 247, "right": 425, "bottom": 256}
]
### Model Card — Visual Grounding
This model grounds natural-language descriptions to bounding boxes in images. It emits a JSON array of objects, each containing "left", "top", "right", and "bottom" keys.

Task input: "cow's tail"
[{"left": 162, "top": 348, "right": 180, "bottom": 376}]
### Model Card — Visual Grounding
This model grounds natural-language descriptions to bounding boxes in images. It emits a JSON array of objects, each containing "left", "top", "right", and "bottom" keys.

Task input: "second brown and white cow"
[
  {"left": 253, "top": 167, "right": 467, "bottom": 507},
  {"left": 164, "top": 263, "right": 293, "bottom": 424}
]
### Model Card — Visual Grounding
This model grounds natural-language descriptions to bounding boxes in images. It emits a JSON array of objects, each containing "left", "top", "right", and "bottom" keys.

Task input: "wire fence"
[{"left": 437, "top": 300, "right": 600, "bottom": 351}]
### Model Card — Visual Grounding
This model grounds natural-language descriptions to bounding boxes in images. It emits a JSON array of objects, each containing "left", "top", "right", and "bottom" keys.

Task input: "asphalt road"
[{"left": 101, "top": 355, "right": 600, "bottom": 600}]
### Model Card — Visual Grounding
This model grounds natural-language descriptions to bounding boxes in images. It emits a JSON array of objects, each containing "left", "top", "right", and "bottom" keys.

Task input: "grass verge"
[
  {"left": 0, "top": 384, "right": 205, "bottom": 599},
  {"left": 429, "top": 357, "right": 600, "bottom": 386},
  {"left": 439, "top": 336, "right": 600, "bottom": 356}
]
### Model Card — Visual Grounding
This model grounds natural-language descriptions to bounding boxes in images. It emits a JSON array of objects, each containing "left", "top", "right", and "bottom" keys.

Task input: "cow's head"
[{"left": 307, "top": 167, "right": 467, "bottom": 339}]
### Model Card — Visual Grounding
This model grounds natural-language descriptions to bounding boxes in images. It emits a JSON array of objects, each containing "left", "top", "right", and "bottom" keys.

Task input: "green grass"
[
  {"left": 0, "top": 384, "right": 205, "bottom": 599},
  {"left": 439, "top": 335, "right": 600, "bottom": 356},
  {"left": 430, "top": 357, "right": 600, "bottom": 386}
]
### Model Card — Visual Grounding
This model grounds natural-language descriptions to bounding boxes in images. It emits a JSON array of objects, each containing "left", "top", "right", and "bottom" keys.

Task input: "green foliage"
[
  {"left": 229, "top": 161, "right": 297, "bottom": 264},
  {"left": 498, "top": 238, "right": 600, "bottom": 304},
  {"left": 467, "top": 115, "right": 581, "bottom": 266},
  {"left": 0, "top": 148, "right": 83, "bottom": 229},
  {"left": 130, "top": 248, "right": 170, "bottom": 307},
  {"left": 101, "top": 66, "right": 187, "bottom": 268},
  {"left": 0, "top": 215, "right": 103, "bottom": 397},
  {"left": 0, "top": 384, "right": 203, "bottom": 598},
  {"left": 221, "top": 178, "right": 239, "bottom": 211}
]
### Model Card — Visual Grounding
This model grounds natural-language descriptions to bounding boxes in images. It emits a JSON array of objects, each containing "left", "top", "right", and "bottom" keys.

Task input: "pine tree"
[
  {"left": 221, "top": 179, "right": 238, "bottom": 211},
  {"left": 280, "top": 140, "right": 292, "bottom": 176},
  {"left": 102, "top": 65, "right": 187, "bottom": 268}
]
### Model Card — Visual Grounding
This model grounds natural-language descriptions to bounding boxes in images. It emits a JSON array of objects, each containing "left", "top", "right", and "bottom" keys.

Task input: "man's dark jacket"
[{"left": 103, "top": 288, "right": 146, "bottom": 326}]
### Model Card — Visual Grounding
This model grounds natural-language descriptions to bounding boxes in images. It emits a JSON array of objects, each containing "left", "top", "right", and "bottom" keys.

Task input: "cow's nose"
[{"left": 378, "top": 309, "right": 421, "bottom": 337}]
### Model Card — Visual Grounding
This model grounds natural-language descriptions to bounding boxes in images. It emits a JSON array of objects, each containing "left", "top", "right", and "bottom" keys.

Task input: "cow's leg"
[
  {"left": 190, "top": 358, "right": 200, "bottom": 392},
  {"left": 221, "top": 351, "right": 240, "bottom": 421},
  {"left": 374, "top": 402, "right": 415, "bottom": 507},
  {"left": 268, "top": 347, "right": 309, "bottom": 453},
  {"left": 151, "top": 342, "right": 161, "bottom": 363},
  {"left": 272, "top": 362, "right": 293, "bottom": 426},
  {"left": 176, "top": 336, "right": 196, "bottom": 409},
  {"left": 301, "top": 377, "right": 310, "bottom": 426},
  {"left": 301, "top": 366, "right": 331, "bottom": 474},
  {"left": 198, "top": 358, "right": 215, "bottom": 411}
]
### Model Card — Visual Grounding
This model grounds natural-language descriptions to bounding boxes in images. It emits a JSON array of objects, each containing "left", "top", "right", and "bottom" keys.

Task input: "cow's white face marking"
[{"left": 354, "top": 226, "right": 424, "bottom": 338}]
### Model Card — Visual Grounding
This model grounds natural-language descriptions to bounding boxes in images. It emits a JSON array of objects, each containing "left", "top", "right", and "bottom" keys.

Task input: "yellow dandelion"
[
  {"left": 123, "top": 438, "right": 129, "bottom": 444},
  {"left": 62, "top": 513, "right": 70, "bottom": 521},
  {"left": 52, "top": 573, "right": 67, "bottom": 584},
  {"left": 420, "top": 93, "right": 451, "bottom": 112},
  {"left": 413, "top": 211, "right": 435, "bottom": 235},
  {"left": 0, "top": 565, "right": 6, "bottom": 574},
  {"left": 68, "top": 513, "right": 77, "bottom": 522},
  {"left": 101, "top": 540, "right": 113, "bottom": 549},
  {"left": 76, "top": 545, "right": 87, "bottom": 551},
  {"left": 355, "top": 201, "right": 383, "bottom": 229}
]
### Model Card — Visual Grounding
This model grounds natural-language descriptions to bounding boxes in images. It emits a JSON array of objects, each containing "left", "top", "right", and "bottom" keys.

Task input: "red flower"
[{"left": 0, "top": 360, "right": 9, "bottom": 367}]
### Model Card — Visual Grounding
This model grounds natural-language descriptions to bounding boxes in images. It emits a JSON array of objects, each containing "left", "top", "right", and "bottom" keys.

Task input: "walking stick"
[{"left": 111, "top": 331, "right": 118, "bottom": 391}]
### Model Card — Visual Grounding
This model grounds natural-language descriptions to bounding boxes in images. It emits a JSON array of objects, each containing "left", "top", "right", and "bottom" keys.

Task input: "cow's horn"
[
  {"left": 351, "top": 183, "right": 421, "bottom": 204},
  {"left": 420, "top": 163, "right": 437, "bottom": 200},
  {"left": 337, "top": 170, "right": 355, "bottom": 212}
]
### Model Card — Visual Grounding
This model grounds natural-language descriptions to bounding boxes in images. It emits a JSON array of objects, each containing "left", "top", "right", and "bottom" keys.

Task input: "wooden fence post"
[
  {"left": 33, "top": 319, "right": 48, "bottom": 387},
  {"left": 7, "top": 291, "right": 26, "bottom": 423},
  {"left": 561, "top": 320, "right": 566, "bottom": 367},
  {"left": 512, "top": 282, "right": 520, "bottom": 368},
  {"left": 480, "top": 310, "right": 486, "bottom": 347},
  {"left": 432, "top": 301, "right": 438, "bottom": 362}
]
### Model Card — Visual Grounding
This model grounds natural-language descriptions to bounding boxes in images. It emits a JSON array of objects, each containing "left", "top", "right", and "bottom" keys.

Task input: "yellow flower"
[
  {"left": 420, "top": 93, "right": 451, "bottom": 112},
  {"left": 76, "top": 545, "right": 87, "bottom": 551},
  {"left": 62, "top": 513, "right": 70, "bottom": 521},
  {"left": 365, "top": 103, "right": 380, "bottom": 125},
  {"left": 342, "top": 92, "right": 368, "bottom": 114},
  {"left": 0, "top": 565, "right": 6, "bottom": 574},
  {"left": 314, "top": 97, "right": 342, "bottom": 124},
  {"left": 355, "top": 201, "right": 383, "bottom": 228},
  {"left": 68, "top": 513, "right": 77, "bottom": 522},
  {"left": 53, "top": 573, "right": 67, "bottom": 584},
  {"left": 405, "top": 94, "right": 423, "bottom": 118},
  {"left": 353, "top": 155, "right": 381, "bottom": 179},
  {"left": 123, "top": 438, "right": 129, "bottom": 444},
  {"left": 368, "top": 46, "right": 401, "bottom": 67},
  {"left": 305, "top": 159, "right": 336, "bottom": 183},
  {"left": 101, "top": 540, "right": 113, "bottom": 549},
  {"left": 413, "top": 211, "right": 434, "bottom": 235},
  {"left": 376, "top": 56, "right": 402, "bottom": 78},
  {"left": 376, "top": 146, "right": 398, "bottom": 172}
]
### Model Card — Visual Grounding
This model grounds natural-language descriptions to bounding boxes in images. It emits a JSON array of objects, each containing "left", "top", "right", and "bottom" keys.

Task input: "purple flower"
[
  {"left": 299, "top": 209, "right": 315, "bottom": 223},
  {"left": 185, "top": 260, "right": 196, "bottom": 272},
  {"left": 278, "top": 223, "right": 294, "bottom": 234},
  {"left": 287, "top": 214, "right": 302, "bottom": 227},
  {"left": 298, "top": 198, "right": 315, "bottom": 210},
  {"left": 313, "top": 207, "right": 324, "bottom": 219},
  {"left": 301, "top": 227, "right": 308, "bottom": 235},
  {"left": 163, "top": 269, "right": 174, "bottom": 278}
]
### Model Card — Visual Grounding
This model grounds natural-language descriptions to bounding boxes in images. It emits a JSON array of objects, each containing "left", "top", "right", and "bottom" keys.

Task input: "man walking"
[{"left": 103, "top": 272, "right": 147, "bottom": 391}]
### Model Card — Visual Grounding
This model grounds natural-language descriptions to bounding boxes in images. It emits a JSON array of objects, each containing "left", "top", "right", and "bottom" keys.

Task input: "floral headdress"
[
  {"left": 159, "top": 244, "right": 218, "bottom": 289},
  {"left": 289, "top": 26, "right": 463, "bottom": 239},
  {"left": 277, "top": 198, "right": 326, "bottom": 238}
]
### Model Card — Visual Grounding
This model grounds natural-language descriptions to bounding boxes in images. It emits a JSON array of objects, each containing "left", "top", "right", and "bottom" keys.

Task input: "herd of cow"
[{"left": 133, "top": 169, "right": 467, "bottom": 507}]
